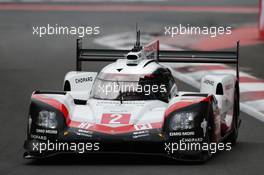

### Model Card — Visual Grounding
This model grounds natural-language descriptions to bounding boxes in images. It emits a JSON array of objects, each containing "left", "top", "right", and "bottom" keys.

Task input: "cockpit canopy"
[{"left": 91, "top": 69, "right": 177, "bottom": 102}]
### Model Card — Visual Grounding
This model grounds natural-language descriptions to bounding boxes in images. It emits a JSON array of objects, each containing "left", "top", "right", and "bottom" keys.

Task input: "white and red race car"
[{"left": 24, "top": 31, "right": 240, "bottom": 161}]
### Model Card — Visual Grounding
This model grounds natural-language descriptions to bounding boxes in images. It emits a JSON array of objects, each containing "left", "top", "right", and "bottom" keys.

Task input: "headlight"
[
  {"left": 170, "top": 112, "right": 195, "bottom": 130},
  {"left": 36, "top": 110, "right": 57, "bottom": 129}
]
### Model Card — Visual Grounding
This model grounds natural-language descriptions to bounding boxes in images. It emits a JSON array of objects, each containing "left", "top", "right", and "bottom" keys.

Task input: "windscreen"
[{"left": 90, "top": 73, "right": 169, "bottom": 101}]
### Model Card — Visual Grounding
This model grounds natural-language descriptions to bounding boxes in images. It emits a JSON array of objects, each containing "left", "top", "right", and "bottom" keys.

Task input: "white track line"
[
  {"left": 240, "top": 83, "right": 264, "bottom": 93},
  {"left": 243, "top": 99, "right": 264, "bottom": 111}
]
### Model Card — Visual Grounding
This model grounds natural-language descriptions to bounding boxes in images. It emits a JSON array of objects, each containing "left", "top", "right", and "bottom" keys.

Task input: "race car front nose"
[{"left": 61, "top": 127, "right": 164, "bottom": 143}]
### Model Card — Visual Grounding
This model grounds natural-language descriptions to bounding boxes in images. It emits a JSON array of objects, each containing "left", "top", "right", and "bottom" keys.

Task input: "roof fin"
[{"left": 132, "top": 23, "right": 142, "bottom": 52}]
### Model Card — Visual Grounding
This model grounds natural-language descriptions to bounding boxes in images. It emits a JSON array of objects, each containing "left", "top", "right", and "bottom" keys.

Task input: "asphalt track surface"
[{"left": 0, "top": 0, "right": 264, "bottom": 175}]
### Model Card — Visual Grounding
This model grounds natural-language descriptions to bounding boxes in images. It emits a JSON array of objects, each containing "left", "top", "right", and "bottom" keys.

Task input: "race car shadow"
[
  {"left": 24, "top": 141, "right": 261, "bottom": 166},
  {"left": 24, "top": 153, "right": 206, "bottom": 165}
]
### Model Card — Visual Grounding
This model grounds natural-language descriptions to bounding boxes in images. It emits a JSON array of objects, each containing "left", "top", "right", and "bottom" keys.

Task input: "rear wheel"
[{"left": 226, "top": 85, "right": 239, "bottom": 145}]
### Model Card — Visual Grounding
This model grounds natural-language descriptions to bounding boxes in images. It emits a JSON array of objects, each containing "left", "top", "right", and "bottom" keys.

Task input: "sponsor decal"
[
  {"left": 181, "top": 137, "right": 203, "bottom": 142},
  {"left": 132, "top": 130, "right": 150, "bottom": 139},
  {"left": 36, "top": 129, "right": 58, "bottom": 134},
  {"left": 30, "top": 134, "right": 47, "bottom": 140},
  {"left": 169, "top": 131, "right": 195, "bottom": 136},
  {"left": 75, "top": 77, "right": 93, "bottom": 84},
  {"left": 78, "top": 122, "right": 92, "bottom": 130},
  {"left": 97, "top": 100, "right": 145, "bottom": 106},
  {"left": 76, "top": 129, "right": 93, "bottom": 137},
  {"left": 204, "top": 79, "right": 214, "bottom": 86},
  {"left": 201, "top": 118, "right": 208, "bottom": 137},
  {"left": 134, "top": 123, "right": 152, "bottom": 131},
  {"left": 76, "top": 133, "right": 92, "bottom": 138},
  {"left": 78, "top": 129, "right": 93, "bottom": 134}
]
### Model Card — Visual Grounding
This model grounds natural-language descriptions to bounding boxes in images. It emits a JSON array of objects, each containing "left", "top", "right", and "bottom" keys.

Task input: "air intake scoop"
[{"left": 126, "top": 51, "right": 144, "bottom": 66}]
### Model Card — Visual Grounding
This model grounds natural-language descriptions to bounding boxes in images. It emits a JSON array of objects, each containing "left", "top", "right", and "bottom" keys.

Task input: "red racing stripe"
[
  {"left": 239, "top": 76, "right": 264, "bottom": 83},
  {"left": 69, "top": 121, "right": 163, "bottom": 134},
  {"left": 32, "top": 94, "right": 163, "bottom": 134},
  {"left": 240, "top": 91, "right": 264, "bottom": 102}
]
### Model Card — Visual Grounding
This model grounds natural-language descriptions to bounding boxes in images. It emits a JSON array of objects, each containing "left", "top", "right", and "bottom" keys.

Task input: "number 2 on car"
[{"left": 101, "top": 113, "right": 131, "bottom": 124}]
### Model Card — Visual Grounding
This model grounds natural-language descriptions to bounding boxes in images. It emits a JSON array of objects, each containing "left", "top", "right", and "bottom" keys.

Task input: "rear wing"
[{"left": 76, "top": 38, "right": 239, "bottom": 80}]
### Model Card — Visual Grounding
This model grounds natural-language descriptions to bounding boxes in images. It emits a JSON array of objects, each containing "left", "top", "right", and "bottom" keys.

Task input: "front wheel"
[{"left": 199, "top": 107, "right": 214, "bottom": 162}]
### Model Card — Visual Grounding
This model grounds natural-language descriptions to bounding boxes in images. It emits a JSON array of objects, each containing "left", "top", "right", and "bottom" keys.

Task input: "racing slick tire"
[
  {"left": 225, "top": 84, "right": 240, "bottom": 145},
  {"left": 199, "top": 104, "right": 214, "bottom": 162}
]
